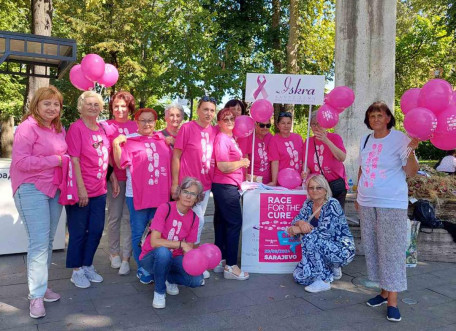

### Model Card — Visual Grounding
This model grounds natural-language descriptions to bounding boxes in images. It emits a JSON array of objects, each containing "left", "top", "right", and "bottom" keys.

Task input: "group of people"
[{"left": 11, "top": 85, "right": 419, "bottom": 323}]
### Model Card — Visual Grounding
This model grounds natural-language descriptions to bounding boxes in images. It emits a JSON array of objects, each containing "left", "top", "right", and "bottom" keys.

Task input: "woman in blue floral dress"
[{"left": 287, "top": 174, "right": 355, "bottom": 293}]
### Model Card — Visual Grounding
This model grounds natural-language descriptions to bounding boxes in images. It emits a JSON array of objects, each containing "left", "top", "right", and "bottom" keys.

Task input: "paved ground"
[{"left": 1, "top": 198, "right": 456, "bottom": 330}]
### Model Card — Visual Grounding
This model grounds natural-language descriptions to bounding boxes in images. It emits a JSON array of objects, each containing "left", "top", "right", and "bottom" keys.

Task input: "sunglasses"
[
  {"left": 278, "top": 112, "right": 292, "bottom": 118},
  {"left": 138, "top": 119, "right": 155, "bottom": 125},
  {"left": 200, "top": 96, "right": 217, "bottom": 104},
  {"left": 222, "top": 117, "right": 235, "bottom": 123},
  {"left": 257, "top": 122, "right": 271, "bottom": 128},
  {"left": 92, "top": 140, "right": 103, "bottom": 149}
]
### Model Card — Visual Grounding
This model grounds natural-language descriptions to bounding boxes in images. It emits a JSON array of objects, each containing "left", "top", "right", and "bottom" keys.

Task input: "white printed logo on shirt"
[
  {"left": 200, "top": 132, "right": 212, "bottom": 175},
  {"left": 285, "top": 141, "right": 301, "bottom": 170},
  {"left": 92, "top": 135, "right": 108, "bottom": 180},
  {"left": 363, "top": 143, "right": 385, "bottom": 188},
  {"left": 167, "top": 219, "right": 183, "bottom": 241},
  {"left": 257, "top": 142, "right": 269, "bottom": 172},
  {"left": 313, "top": 144, "right": 324, "bottom": 173},
  {"left": 118, "top": 127, "right": 130, "bottom": 135},
  {"left": 145, "top": 142, "right": 160, "bottom": 185}
]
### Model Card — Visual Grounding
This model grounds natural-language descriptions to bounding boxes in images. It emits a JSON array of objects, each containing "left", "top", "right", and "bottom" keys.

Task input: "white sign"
[{"left": 245, "top": 73, "right": 325, "bottom": 105}]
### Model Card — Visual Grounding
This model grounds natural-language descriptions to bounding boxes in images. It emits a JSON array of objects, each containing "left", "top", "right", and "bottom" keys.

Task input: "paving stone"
[
  {"left": 299, "top": 287, "right": 375, "bottom": 311},
  {"left": 427, "top": 282, "right": 456, "bottom": 300}
]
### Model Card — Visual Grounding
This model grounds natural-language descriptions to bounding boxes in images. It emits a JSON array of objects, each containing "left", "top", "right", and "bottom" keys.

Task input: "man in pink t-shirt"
[{"left": 172, "top": 97, "right": 217, "bottom": 247}]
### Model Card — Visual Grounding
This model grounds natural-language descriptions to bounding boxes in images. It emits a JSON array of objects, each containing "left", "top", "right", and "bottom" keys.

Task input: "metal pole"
[
  {"left": 250, "top": 131, "right": 256, "bottom": 182},
  {"left": 303, "top": 105, "right": 312, "bottom": 174}
]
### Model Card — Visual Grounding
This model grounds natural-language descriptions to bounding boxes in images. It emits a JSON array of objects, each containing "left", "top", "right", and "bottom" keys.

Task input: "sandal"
[{"left": 223, "top": 265, "right": 249, "bottom": 281}]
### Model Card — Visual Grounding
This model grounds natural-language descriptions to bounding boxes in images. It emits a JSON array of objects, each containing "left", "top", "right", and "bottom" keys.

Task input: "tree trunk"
[
  {"left": 25, "top": 0, "right": 53, "bottom": 112},
  {"left": 285, "top": 0, "right": 299, "bottom": 118},
  {"left": 0, "top": 117, "right": 14, "bottom": 158}
]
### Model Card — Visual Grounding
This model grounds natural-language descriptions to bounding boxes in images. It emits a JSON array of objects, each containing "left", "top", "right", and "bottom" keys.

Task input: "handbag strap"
[{"left": 313, "top": 138, "right": 327, "bottom": 179}]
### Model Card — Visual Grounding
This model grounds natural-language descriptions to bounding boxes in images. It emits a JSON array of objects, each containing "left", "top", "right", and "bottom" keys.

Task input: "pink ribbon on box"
[{"left": 253, "top": 75, "right": 269, "bottom": 100}]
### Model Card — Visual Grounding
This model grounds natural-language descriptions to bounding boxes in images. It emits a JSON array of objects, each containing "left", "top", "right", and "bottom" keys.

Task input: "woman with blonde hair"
[
  {"left": 11, "top": 85, "right": 67, "bottom": 318},
  {"left": 65, "top": 91, "right": 119, "bottom": 289}
]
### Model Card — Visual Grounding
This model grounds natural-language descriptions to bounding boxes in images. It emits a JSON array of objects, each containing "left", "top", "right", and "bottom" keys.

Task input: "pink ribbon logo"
[{"left": 253, "top": 75, "right": 269, "bottom": 100}]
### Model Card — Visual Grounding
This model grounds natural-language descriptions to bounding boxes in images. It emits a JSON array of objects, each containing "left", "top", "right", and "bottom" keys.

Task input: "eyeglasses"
[
  {"left": 92, "top": 141, "right": 103, "bottom": 149},
  {"left": 257, "top": 122, "right": 271, "bottom": 128},
  {"left": 278, "top": 112, "right": 292, "bottom": 118},
  {"left": 310, "top": 122, "right": 319, "bottom": 127},
  {"left": 138, "top": 119, "right": 155, "bottom": 125},
  {"left": 308, "top": 186, "right": 325, "bottom": 192},
  {"left": 200, "top": 96, "right": 217, "bottom": 104},
  {"left": 222, "top": 117, "right": 235, "bottom": 123},
  {"left": 182, "top": 189, "right": 198, "bottom": 198}
]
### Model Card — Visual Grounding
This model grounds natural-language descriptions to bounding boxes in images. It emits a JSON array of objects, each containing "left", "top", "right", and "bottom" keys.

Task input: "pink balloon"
[
  {"left": 316, "top": 104, "right": 339, "bottom": 129},
  {"left": 277, "top": 168, "right": 302, "bottom": 189},
  {"left": 182, "top": 248, "right": 208, "bottom": 276},
  {"left": 435, "top": 105, "right": 456, "bottom": 136},
  {"left": 449, "top": 91, "right": 456, "bottom": 106},
  {"left": 403, "top": 107, "right": 437, "bottom": 141},
  {"left": 400, "top": 88, "right": 421, "bottom": 115},
  {"left": 418, "top": 79, "right": 452, "bottom": 115},
  {"left": 430, "top": 131, "right": 456, "bottom": 151},
  {"left": 98, "top": 64, "right": 119, "bottom": 87},
  {"left": 198, "top": 243, "right": 222, "bottom": 269},
  {"left": 81, "top": 54, "right": 106, "bottom": 82},
  {"left": 250, "top": 99, "right": 273, "bottom": 123},
  {"left": 233, "top": 115, "right": 255, "bottom": 138},
  {"left": 325, "top": 86, "right": 355, "bottom": 112},
  {"left": 69, "top": 64, "right": 94, "bottom": 91}
]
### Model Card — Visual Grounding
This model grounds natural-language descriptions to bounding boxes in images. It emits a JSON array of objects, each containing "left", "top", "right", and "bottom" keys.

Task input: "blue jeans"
[
  {"left": 66, "top": 194, "right": 106, "bottom": 268},
  {"left": 140, "top": 246, "right": 203, "bottom": 294},
  {"left": 126, "top": 197, "right": 156, "bottom": 268},
  {"left": 13, "top": 184, "right": 62, "bottom": 299}
]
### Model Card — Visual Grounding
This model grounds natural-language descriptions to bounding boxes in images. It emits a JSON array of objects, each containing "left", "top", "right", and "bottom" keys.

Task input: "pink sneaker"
[
  {"left": 29, "top": 298, "right": 46, "bottom": 319},
  {"left": 44, "top": 288, "right": 61, "bottom": 302}
]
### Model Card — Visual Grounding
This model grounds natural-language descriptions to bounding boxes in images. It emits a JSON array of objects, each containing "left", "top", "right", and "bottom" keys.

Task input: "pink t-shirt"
[
  {"left": 213, "top": 133, "right": 244, "bottom": 188},
  {"left": 101, "top": 120, "right": 137, "bottom": 181},
  {"left": 66, "top": 119, "right": 110, "bottom": 197},
  {"left": 174, "top": 121, "right": 217, "bottom": 191},
  {"left": 120, "top": 133, "right": 171, "bottom": 210},
  {"left": 11, "top": 116, "right": 67, "bottom": 197},
  {"left": 245, "top": 133, "right": 273, "bottom": 184},
  {"left": 139, "top": 201, "right": 199, "bottom": 260},
  {"left": 303, "top": 134, "right": 348, "bottom": 186},
  {"left": 268, "top": 133, "right": 304, "bottom": 173}
]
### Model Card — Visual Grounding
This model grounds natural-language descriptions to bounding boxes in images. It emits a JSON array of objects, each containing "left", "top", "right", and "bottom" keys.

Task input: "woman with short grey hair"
[
  {"left": 162, "top": 103, "right": 185, "bottom": 149},
  {"left": 288, "top": 174, "right": 355, "bottom": 293},
  {"left": 139, "top": 177, "right": 205, "bottom": 309}
]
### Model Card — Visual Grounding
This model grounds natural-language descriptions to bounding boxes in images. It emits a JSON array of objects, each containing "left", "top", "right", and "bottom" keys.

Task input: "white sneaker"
[
  {"left": 153, "top": 291, "right": 166, "bottom": 309},
  {"left": 213, "top": 259, "right": 226, "bottom": 273},
  {"left": 203, "top": 270, "right": 211, "bottom": 279},
  {"left": 304, "top": 279, "right": 331, "bottom": 293},
  {"left": 333, "top": 267, "right": 342, "bottom": 280},
  {"left": 110, "top": 255, "right": 121, "bottom": 269},
  {"left": 71, "top": 269, "right": 91, "bottom": 289},
  {"left": 165, "top": 281, "right": 179, "bottom": 295},
  {"left": 83, "top": 265, "right": 103, "bottom": 283},
  {"left": 118, "top": 261, "right": 130, "bottom": 275}
]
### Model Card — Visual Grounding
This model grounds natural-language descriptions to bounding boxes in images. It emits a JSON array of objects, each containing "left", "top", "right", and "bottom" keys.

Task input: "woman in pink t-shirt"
[
  {"left": 212, "top": 108, "right": 250, "bottom": 281},
  {"left": 161, "top": 103, "right": 185, "bottom": 149},
  {"left": 65, "top": 91, "right": 118, "bottom": 289},
  {"left": 100, "top": 91, "right": 138, "bottom": 275},
  {"left": 139, "top": 177, "right": 205, "bottom": 309},
  {"left": 303, "top": 112, "right": 348, "bottom": 208},
  {"left": 245, "top": 119, "right": 273, "bottom": 184},
  {"left": 268, "top": 112, "right": 304, "bottom": 186},
  {"left": 113, "top": 108, "right": 172, "bottom": 285},
  {"left": 11, "top": 86, "right": 67, "bottom": 318}
]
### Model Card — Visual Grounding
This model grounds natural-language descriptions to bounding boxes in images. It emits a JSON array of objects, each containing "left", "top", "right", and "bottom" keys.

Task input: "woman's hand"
[
  {"left": 241, "top": 158, "right": 250, "bottom": 168},
  {"left": 298, "top": 221, "right": 313, "bottom": 234},
  {"left": 57, "top": 155, "right": 62, "bottom": 167},
  {"left": 113, "top": 134, "right": 127, "bottom": 147},
  {"left": 301, "top": 170, "right": 308, "bottom": 180},
  {"left": 287, "top": 225, "right": 301, "bottom": 236},
  {"left": 164, "top": 136, "right": 175, "bottom": 147},
  {"left": 408, "top": 137, "right": 420, "bottom": 152},
  {"left": 78, "top": 186, "right": 89, "bottom": 207},
  {"left": 181, "top": 241, "right": 193, "bottom": 254},
  {"left": 110, "top": 173, "right": 120, "bottom": 198},
  {"left": 314, "top": 129, "right": 329, "bottom": 144}
]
